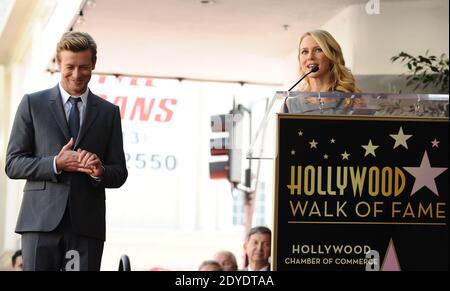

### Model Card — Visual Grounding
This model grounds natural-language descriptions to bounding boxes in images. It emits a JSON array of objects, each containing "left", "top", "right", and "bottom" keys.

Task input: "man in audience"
[
  {"left": 198, "top": 260, "right": 223, "bottom": 271},
  {"left": 243, "top": 226, "right": 271, "bottom": 271},
  {"left": 11, "top": 250, "right": 23, "bottom": 271},
  {"left": 213, "top": 250, "right": 238, "bottom": 271}
]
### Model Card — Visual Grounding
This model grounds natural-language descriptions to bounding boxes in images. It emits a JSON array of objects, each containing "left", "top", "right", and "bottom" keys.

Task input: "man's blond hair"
[{"left": 56, "top": 31, "right": 97, "bottom": 64}]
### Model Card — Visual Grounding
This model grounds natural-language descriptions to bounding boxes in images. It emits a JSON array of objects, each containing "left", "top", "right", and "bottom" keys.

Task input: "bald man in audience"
[
  {"left": 198, "top": 260, "right": 223, "bottom": 271},
  {"left": 213, "top": 250, "right": 238, "bottom": 271}
]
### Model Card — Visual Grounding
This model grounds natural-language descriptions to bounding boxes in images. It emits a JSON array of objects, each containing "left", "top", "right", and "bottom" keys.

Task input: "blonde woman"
[
  {"left": 298, "top": 29, "right": 359, "bottom": 92},
  {"left": 286, "top": 29, "right": 363, "bottom": 113}
]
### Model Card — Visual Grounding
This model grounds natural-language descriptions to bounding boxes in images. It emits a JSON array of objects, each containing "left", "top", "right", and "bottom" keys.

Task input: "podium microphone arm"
[{"left": 283, "top": 65, "right": 319, "bottom": 113}]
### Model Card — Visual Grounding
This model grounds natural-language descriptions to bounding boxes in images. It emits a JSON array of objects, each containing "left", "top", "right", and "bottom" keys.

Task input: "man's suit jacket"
[{"left": 5, "top": 85, "right": 128, "bottom": 241}]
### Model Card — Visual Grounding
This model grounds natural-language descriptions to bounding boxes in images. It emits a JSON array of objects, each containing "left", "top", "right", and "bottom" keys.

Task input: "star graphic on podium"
[
  {"left": 389, "top": 126, "right": 412, "bottom": 149},
  {"left": 403, "top": 151, "right": 448, "bottom": 196},
  {"left": 309, "top": 139, "right": 318, "bottom": 149},
  {"left": 362, "top": 140, "right": 379, "bottom": 157},
  {"left": 431, "top": 138, "right": 440, "bottom": 148},
  {"left": 341, "top": 151, "right": 350, "bottom": 160}
]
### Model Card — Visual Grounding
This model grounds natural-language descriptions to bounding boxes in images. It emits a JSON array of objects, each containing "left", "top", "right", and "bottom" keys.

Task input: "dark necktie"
[{"left": 68, "top": 97, "right": 81, "bottom": 140}]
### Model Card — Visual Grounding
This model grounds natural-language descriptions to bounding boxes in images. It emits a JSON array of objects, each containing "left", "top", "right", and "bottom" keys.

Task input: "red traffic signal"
[{"left": 209, "top": 113, "right": 242, "bottom": 183}]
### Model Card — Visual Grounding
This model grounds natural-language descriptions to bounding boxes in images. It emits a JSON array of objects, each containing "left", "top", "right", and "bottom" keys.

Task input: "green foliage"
[{"left": 391, "top": 51, "right": 449, "bottom": 93}]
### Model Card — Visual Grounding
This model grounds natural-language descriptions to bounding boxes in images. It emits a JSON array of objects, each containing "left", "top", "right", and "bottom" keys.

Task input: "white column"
[{"left": 0, "top": 65, "right": 9, "bottom": 251}]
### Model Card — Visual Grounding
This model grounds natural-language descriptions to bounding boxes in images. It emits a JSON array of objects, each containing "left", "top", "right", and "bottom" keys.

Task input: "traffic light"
[{"left": 209, "top": 111, "right": 243, "bottom": 183}]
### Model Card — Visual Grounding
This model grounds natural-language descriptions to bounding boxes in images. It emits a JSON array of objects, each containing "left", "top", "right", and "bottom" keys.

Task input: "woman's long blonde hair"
[{"left": 298, "top": 30, "right": 360, "bottom": 93}]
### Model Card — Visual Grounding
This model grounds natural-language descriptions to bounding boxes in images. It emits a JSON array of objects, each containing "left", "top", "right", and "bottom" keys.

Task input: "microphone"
[{"left": 283, "top": 65, "right": 319, "bottom": 113}]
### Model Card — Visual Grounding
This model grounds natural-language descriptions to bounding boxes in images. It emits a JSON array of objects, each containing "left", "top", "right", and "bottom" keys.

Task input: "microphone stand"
[
  {"left": 246, "top": 66, "right": 318, "bottom": 159},
  {"left": 282, "top": 66, "right": 319, "bottom": 113}
]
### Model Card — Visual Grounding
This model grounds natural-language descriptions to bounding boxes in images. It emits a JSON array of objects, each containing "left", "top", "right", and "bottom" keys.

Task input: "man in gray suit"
[{"left": 5, "top": 31, "right": 128, "bottom": 271}]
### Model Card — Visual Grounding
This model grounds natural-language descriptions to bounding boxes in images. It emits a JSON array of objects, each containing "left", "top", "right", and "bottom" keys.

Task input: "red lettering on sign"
[
  {"left": 130, "top": 97, "right": 155, "bottom": 121},
  {"left": 156, "top": 99, "right": 177, "bottom": 122}
]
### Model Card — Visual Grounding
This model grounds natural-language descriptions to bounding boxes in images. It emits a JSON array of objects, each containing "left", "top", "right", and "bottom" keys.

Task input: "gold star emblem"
[
  {"left": 362, "top": 140, "right": 379, "bottom": 157},
  {"left": 341, "top": 151, "right": 350, "bottom": 160},
  {"left": 389, "top": 126, "right": 412, "bottom": 149},
  {"left": 309, "top": 140, "right": 318, "bottom": 149},
  {"left": 431, "top": 138, "right": 440, "bottom": 148}
]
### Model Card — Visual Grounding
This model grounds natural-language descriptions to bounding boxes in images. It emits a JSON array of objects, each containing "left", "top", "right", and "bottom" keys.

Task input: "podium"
[{"left": 249, "top": 92, "right": 449, "bottom": 271}]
